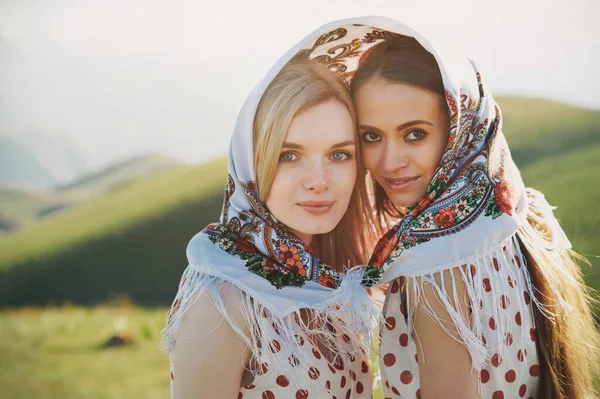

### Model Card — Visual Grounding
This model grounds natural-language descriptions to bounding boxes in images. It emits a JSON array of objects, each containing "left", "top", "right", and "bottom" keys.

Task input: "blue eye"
[
  {"left": 331, "top": 151, "right": 351, "bottom": 161},
  {"left": 362, "top": 132, "right": 381, "bottom": 143},
  {"left": 405, "top": 129, "right": 427, "bottom": 141},
  {"left": 279, "top": 152, "right": 298, "bottom": 162}
]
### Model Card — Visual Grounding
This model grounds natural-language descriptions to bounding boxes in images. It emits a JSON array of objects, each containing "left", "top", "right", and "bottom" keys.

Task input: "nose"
[
  {"left": 381, "top": 140, "right": 409, "bottom": 174},
  {"left": 303, "top": 160, "right": 328, "bottom": 192}
]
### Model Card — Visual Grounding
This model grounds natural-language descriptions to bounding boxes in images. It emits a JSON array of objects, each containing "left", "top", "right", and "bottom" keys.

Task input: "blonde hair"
[
  {"left": 254, "top": 59, "right": 376, "bottom": 270},
  {"left": 520, "top": 209, "right": 600, "bottom": 398}
]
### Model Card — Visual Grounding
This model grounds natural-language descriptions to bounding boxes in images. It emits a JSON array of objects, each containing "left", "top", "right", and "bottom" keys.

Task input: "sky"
[{"left": 0, "top": 0, "right": 598, "bottom": 171}]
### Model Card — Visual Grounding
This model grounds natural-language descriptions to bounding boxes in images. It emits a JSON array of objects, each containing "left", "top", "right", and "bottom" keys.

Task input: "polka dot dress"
[
  {"left": 170, "top": 311, "right": 373, "bottom": 399},
  {"left": 379, "top": 255, "right": 540, "bottom": 398}
]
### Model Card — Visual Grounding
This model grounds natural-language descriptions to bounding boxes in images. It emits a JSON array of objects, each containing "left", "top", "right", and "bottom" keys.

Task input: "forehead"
[
  {"left": 355, "top": 82, "right": 445, "bottom": 124},
  {"left": 286, "top": 100, "right": 354, "bottom": 144}
]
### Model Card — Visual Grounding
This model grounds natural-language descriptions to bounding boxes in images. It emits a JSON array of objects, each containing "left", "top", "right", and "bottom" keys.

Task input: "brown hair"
[
  {"left": 254, "top": 59, "right": 377, "bottom": 270},
  {"left": 351, "top": 34, "right": 600, "bottom": 397}
]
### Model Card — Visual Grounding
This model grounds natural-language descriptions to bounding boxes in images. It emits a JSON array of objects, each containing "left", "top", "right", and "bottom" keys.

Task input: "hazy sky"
[{"left": 1, "top": 0, "right": 598, "bottom": 170}]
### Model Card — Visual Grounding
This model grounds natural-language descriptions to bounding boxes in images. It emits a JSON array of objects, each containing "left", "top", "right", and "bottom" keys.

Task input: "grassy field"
[{"left": 0, "top": 306, "right": 170, "bottom": 399}]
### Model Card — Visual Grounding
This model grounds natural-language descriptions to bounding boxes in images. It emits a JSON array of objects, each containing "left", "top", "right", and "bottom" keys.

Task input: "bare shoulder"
[
  {"left": 413, "top": 267, "right": 479, "bottom": 398},
  {"left": 172, "top": 284, "right": 251, "bottom": 399}
]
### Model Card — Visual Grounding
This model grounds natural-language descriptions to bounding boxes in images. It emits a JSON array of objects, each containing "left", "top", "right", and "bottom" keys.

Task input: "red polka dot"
[
  {"left": 340, "top": 376, "right": 346, "bottom": 388},
  {"left": 262, "top": 391, "right": 275, "bottom": 399},
  {"left": 325, "top": 380, "right": 331, "bottom": 390},
  {"left": 272, "top": 323, "right": 280, "bottom": 335},
  {"left": 246, "top": 384, "right": 256, "bottom": 389},
  {"left": 529, "top": 364, "right": 540, "bottom": 377},
  {"left": 257, "top": 363, "right": 268, "bottom": 375},
  {"left": 508, "top": 275, "right": 515, "bottom": 288},
  {"left": 268, "top": 340, "right": 281, "bottom": 353},
  {"left": 470, "top": 264, "right": 477, "bottom": 276},
  {"left": 391, "top": 386, "right": 400, "bottom": 395},
  {"left": 238, "top": 392, "right": 243, "bottom": 399},
  {"left": 385, "top": 317, "right": 396, "bottom": 330},
  {"left": 361, "top": 360, "right": 368, "bottom": 373},
  {"left": 515, "top": 255, "right": 522, "bottom": 268},
  {"left": 349, "top": 354, "right": 356, "bottom": 363},
  {"left": 328, "top": 363, "right": 336, "bottom": 374},
  {"left": 383, "top": 353, "right": 396, "bottom": 367},
  {"left": 295, "top": 335, "right": 304, "bottom": 346},
  {"left": 276, "top": 375, "right": 289, "bottom": 387},
  {"left": 517, "top": 349, "right": 527, "bottom": 362},
  {"left": 483, "top": 278, "right": 492, "bottom": 292},
  {"left": 391, "top": 280, "right": 400, "bottom": 293},
  {"left": 524, "top": 291, "right": 531, "bottom": 305},
  {"left": 505, "top": 369, "right": 516, "bottom": 383},
  {"left": 356, "top": 381, "right": 364, "bottom": 394},
  {"left": 489, "top": 317, "right": 497, "bottom": 330},
  {"left": 400, "top": 370, "right": 413, "bottom": 384},
  {"left": 295, "top": 390, "right": 308, "bottom": 399},
  {"left": 350, "top": 370, "right": 357, "bottom": 381},
  {"left": 515, "top": 312, "right": 522, "bottom": 326},
  {"left": 288, "top": 355, "right": 300, "bottom": 367},
  {"left": 308, "top": 367, "right": 320, "bottom": 380},
  {"left": 519, "top": 384, "right": 527, "bottom": 397},
  {"left": 342, "top": 334, "right": 351, "bottom": 343},
  {"left": 399, "top": 333, "right": 409, "bottom": 347},
  {"left": 416, "top": 388, "right": 422, "bottom": 399},
  {"left": 170, "top": 371, "right": 174, "bottom": 380},
  {"left": 492, "top": 391, "right": 504, "bottom": 399},
  {"left": 481, "top": 369, "right": 490, "bottom": 383},
  {"left": 491, "top": 353, "right": 502, "bottom": 367},
  {"left": 493, "top": 257, "right": 500, "bottom": 271},
  {"left": 530, "top": 328, "right": 536, "bottom": 342},
  {"left": 504, "top": 333, "right": 514, "bottom": 346},
  {"left": 345, "top": 389, "right": 351, "bottom": 399},
  {"left": 501, "top": 295, "right": 510, "bottom": 309},
  {"left": 312, "top": 348, "right": 321, "bottom": 359}
]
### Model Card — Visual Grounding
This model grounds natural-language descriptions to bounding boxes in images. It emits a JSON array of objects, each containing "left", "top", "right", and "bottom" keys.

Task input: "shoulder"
[{"left": 176, "top": 283, "right": 251, "bottom": 340}]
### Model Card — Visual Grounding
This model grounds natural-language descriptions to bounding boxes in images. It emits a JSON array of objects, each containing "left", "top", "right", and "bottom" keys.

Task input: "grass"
[{"left": 0, "top": 306, "right": 170, "bottom": 399}]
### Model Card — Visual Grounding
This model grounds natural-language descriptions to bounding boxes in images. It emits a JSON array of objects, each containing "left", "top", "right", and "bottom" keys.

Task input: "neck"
[{"left": 293, "top": 231, "right": 313, "bottom": 248}]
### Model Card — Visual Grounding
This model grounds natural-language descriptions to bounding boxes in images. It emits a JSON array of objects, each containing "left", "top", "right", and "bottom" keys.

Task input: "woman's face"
[
  {"left": 266, "top": 99, "right": 357, "bottom": 244},
  {"left": 354, "top": 80, "right": 449, "bottom": 209}
]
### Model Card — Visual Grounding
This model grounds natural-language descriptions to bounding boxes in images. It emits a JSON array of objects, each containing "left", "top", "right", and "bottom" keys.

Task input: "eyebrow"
[
  {"left": 282, "top": 140, "right": 355, "bottom": 149},
  {"left": 359, "top": 120, "right": 434, "bottom": 132}
]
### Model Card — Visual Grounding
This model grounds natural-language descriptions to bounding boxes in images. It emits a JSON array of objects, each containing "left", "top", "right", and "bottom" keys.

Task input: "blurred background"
[{"left": 0, "top": 0, "right": 598, "bottom": 397}]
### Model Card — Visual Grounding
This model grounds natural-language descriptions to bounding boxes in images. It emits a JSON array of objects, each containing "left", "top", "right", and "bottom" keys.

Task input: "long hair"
[
  {"left": 351, "top": 35, "right": 600, "bottom": 397},
  {"left": 254, "top": 59, "right": 377, "bottom": 270}
]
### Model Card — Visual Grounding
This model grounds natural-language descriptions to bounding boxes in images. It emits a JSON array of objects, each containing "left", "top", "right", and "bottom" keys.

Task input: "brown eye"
[
  {"left": 405, "top": 129, "right": 428, "bottom": 141},
  {"left": 362, "top": 132, "right": 381, "bottom": 143}
]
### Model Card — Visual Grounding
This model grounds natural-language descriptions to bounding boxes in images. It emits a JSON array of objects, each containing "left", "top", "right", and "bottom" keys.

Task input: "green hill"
[
  {"left": 0, "top": 153, "right": 181, "bottom": 231},
  {"left": 0, "top": 97, "right": 598, "bottom": 307}
]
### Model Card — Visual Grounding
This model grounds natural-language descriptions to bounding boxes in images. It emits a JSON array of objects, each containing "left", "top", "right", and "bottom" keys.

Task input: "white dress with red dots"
[
  {"left": 170, "top": 309, "right": 373, "bottom": 399},
  {"left": 378, "top": 236, "right": 541, "bottom": 399}
]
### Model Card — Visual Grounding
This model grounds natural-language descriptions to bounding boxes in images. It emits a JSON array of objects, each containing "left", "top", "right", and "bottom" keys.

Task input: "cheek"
[
  {"left": 332, "top": 164, "right": 357, "bottom": 197},
  {"left": 266, "top": 169, "right": 293, "bottom": 212},
  {"left": 360, "top": 145, "right": 380, "bottom": 173}
]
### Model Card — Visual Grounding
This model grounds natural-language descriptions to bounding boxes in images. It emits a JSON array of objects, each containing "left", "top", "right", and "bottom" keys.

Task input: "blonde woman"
[{"left": 162, "top": 55, "right": 378, "bottom": 398}]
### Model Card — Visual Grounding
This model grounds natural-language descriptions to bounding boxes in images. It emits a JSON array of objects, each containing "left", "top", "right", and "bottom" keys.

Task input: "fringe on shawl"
[
  {"left": 383, "top": 187, "right": 572, "bottom": 394},
  {"left": 160, "top": 264, "right": 380, "bottom": 394}
]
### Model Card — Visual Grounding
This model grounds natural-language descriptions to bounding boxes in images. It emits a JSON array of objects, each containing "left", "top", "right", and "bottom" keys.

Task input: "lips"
[
  {"left": 298, "top": 201, "right": 335, "bottom": 215},
  {"left": 383, "top": 176, "right": 419, "bottom": 190}
]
